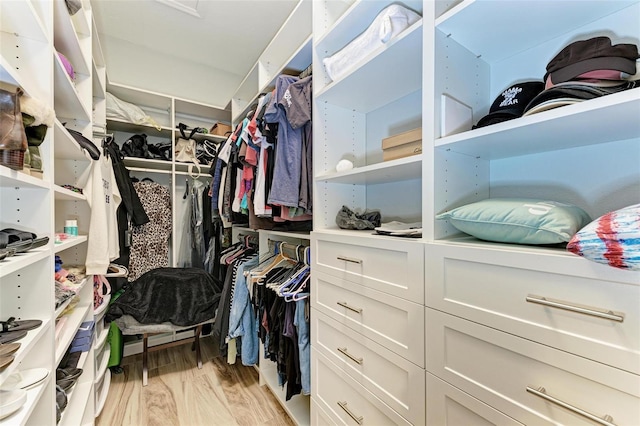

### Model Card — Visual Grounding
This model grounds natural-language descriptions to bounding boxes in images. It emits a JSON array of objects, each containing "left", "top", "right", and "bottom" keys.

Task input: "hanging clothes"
[
  {"left": 128, "top": 181, "right": 172, "bottom": 282},
  {"left": 264, "top": 75, "right": 303, "bottom": 208},
  {"left": 78, "top": 154, "right": 121, "bottom": 275},
  {"left": 190, "top": 178, "right": 207, "bottom": 269}
]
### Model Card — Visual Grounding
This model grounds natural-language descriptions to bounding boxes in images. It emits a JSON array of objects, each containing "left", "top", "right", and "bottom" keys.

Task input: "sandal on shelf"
[
  {"left": 0, "top": 356, "right": 14, "bottom": 371},
  {"left": 56, "top": 385, "right": 67, "bottom": 411},
  {"left": 104, "top": 263, "right": 128, "bottom": 278},
  {"left": 0, "top": 317, "right": 43, "bottom": 334},
  {"left": 0, "top": 389, "right": 27, "bottom": 420},
  {"left": 0, "top": 228, "right": 36, "bottom": 244},
  {"left": 56, "top": 367, "right": 82, "bottom": 382},
  {"left": 0, "top": 343, "right": 20, "bottom": 357},
  {"left": 0, "top": 331, "right": 27, "bottom": 345},
  {"left": 56, "top": 378, "right": 76, "bottom": 393},
  {"left": 0, "top": 368, "right": 49, "bottom": 390}
]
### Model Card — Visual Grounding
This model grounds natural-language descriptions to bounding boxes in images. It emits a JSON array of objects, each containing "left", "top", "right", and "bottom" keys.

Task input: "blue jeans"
[{"left": 294, "top": 297, "right": 310, "bottom": 395}]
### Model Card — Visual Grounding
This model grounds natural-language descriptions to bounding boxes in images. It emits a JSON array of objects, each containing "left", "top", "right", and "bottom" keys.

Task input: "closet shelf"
[
  {"left": 54, "top": 184, "right": 87, "bottom": 201},
  {"left": 173, "top": 129, "right": 227, "bottom": 143},
  {"left": 55, "top": 277, "right": 90, "bottom": 319},
  {"left": 92, "top": 60, "right": 106, "bottom": 99},
  {"left": 0, "top": 166, "right": 50, "bottom": 189},
  {"left": 94, "top": 344, "right": 111, "bottom": 385},
  {"left": 258, "top": 229, "right": 311, "bottom": 240},
  {"left": 0, "top": 248, "right": 50, "bottom": 279},
  {"left": 55, "top": 301, "right": 91, "bottom": 365},
  {"left": 315, "top": 20, "right": 422, "bottom": 113},
  {"left": 122, "top": 157, "right": 171, "bottom": 172},
  {"left": 94, "top": 369, "right": 111, "bottom": 419},
  {"left": 106, "top": 118, "right": 173, "bottom": 138},
  {"left": 54, "top": 235, "right": 88, "bottom": 254},
  {"left": 314, "top": 0, "right": 423, "bottom": 54},
  {"left": 54, "top": 120, "right": 90, "bottom": 161},
  {"left": 93, "top": 324, "right": 110, "bottom": 356},
  {"left": 175, "top": 162, "right": 211, "bottom": 175},
  {"left": 1, "top": 376, "right": 50, "bottom": 426},
  {"left": 0, "top": 56, "right": 42, "bottom": 101},
  {"left": 0, "top": 320, "right": 51, "bottom": 383},
  {"left": 436, "top": 0, "right": 636, "bottom": 63},
  {"left": 435, "top": 88, "right": 640, "bottom": 160},
  {"left": 54, "top": 53, "right": 91, "bottom": 121},
  {"left": 0, "top": 0, "right": 49, "bottom": 43},
  {"left": 315, "top": 155, "right": 421, "bottom": 185},
  {"left": 53, "top": 0, "right": 90, "bottom": 76},
  {"left": 59, "top": 378, "right": 92, "bottom": 426}
]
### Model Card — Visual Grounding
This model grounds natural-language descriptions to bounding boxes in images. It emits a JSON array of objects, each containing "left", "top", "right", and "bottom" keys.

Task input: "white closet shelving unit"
[
  {"left": 313, "top": 0, "right": 640, "bottom": 424},
  {"left": 423, "top": 1, "right": 640, "bottom": 423},
  {"left": 310, "top": 0, "right": 425, "bottom": 425},
  {"left": 1, "top": 0, "right": 97, "bottom": 424}
]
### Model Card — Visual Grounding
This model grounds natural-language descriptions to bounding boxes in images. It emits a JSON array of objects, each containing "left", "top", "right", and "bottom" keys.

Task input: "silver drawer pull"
[
  {"left": 527, "top": 386, "right": 615, "bottom": 426},
  {"left": 337, "top": 401, "right": 363, "bottom": 425},
  {"left": 337, "top": 301, "right": 363, "bottom": 314},
  {"left": 337, "top": 256, "right": 362, "bottom": 264},
  {"left": 526, "top": 294, "right": 624, "bottom": 322},
  {"left": 337, "top": 347, "right": 363, "bottom": 365}
]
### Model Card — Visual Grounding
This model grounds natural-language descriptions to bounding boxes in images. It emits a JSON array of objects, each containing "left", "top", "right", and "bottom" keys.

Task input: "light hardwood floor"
[{"left": 96, "top": 337, "right": 295, "bottom": 426}]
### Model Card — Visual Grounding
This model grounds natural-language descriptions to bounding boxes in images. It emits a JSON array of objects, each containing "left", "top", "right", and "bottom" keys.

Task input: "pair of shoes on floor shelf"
[
  {"left": 56, "top": 367, "right": 82, "bottom": 393},
  {"left": 0, "top": 228, "right": 49, "bottom": 261},
  {"left": 0, "top": 367, "right": 49, "bottom": 420}
]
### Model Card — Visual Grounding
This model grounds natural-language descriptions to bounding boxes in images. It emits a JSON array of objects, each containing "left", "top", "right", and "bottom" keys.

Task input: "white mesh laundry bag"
[{"left": 322, "top": 4, "right": 421, "bottom": 82}]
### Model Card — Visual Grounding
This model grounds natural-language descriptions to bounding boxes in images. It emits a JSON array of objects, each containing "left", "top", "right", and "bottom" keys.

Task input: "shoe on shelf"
[
  {"left": 56, "top": 385, "right": 67, "bottom": 411},
  {"left": 0, "top": 355, "right": 14, "bottom": 371},
  {"left": 0, "top": 317, "right": 42, "bottom": 334},
  {"left": 56, "top": 377, "right": 76, "bottom": 393},
  {"left": 56, "top": 367, "right": 82, "bottom": 382},
  {"left": 0, "top": 389, "right": 27, "bottom": 420},
  {"left": 105, "top": 263, "right": 128, "bottom": 278},
  {"left": 0, "top": 330, "right": 27, "bottom": 345},
  {"left": 0, "top": 342, "right": 20, "bottom": 357},
  {"left": 0, "top": 368, "right": 49, "bottom": 390}
]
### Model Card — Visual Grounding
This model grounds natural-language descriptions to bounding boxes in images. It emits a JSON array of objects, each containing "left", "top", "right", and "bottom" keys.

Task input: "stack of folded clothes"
[{"left": 375, "top": 221, "right": 422, "bottom": 237}]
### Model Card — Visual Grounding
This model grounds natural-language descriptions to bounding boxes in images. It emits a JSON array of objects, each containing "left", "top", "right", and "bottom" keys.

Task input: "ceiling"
[{"left": 92, "top": 0, "right": 300, "bottom": 109}]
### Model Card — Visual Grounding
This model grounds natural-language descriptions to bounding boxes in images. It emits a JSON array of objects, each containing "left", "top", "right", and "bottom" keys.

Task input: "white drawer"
[
  {"left": 312, "top": 348, "right": 411, "bottom": 426},
  {"left": 426, "top": 308, "right": 640, "bottom": 426},
  {"left": 426, "top": 373, "right": 524, "bottom": 426},
  {"left": 311, "top": 398, "right": 337, "bottom": 426},
  {"left": 425, "top": 242, "right": 640, "bottom": 374},
  {"left": 312, "top": 309, "right": 425, "bottom": 425},
  {"left": 312, "top": 232, "right": 424, "bottom": 303},
  {"left": 312, "top": 270, "right": 425, "bottom": 367}
]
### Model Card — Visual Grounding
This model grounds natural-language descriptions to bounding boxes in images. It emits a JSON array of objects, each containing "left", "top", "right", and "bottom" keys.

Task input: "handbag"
[
  {"left": 0, "top": 88, "right": 28, "bottom": 170},
  {"left": 175, "top": 124, "right": 201, "bottom": 175}
]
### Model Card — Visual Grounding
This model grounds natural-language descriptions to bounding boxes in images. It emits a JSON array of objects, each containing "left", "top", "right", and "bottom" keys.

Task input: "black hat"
[
  {"left": 546, "top": 36, "right": 639, "bottom": 84},
  {"left": 474, "top": 81, "right": 545, "bottom": 129},
  {"left": 523, "top": 79, "right": 639, "bottom": 116}
]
